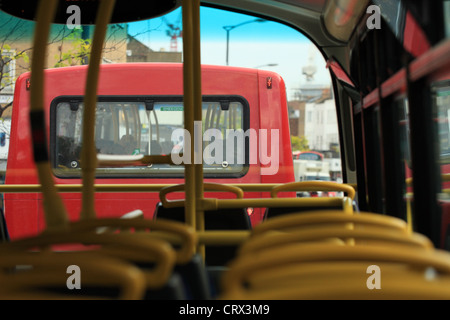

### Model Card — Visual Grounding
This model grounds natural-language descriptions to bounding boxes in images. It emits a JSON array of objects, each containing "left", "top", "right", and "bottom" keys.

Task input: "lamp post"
[{"left": 223, "top": 18, "right": 266, "bottom": 66}]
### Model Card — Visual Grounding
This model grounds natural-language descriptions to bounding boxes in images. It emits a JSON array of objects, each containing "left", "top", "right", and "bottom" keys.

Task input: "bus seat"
[
  {"left": 141, "top": 272, "right": 186, "bottom": 300},
  {"left": 0, "top": 208, "right": 9, "bottom": 242},
  {"left": 257, "top": 210, "right": 407, "bottom": 234},
  {"left": 153, "top": 202, "right": 252, "bottom": 267},
  {"left": 148, "top": 140, "right": 163, "bottom": 155},
  {"left": 0, "top": 231, "right": 185, "bottom": 300},
  {"left": 0, "top": 251, "right": 147, "bottom": 300},
  {"left": 136, "top": 248, "right": 212, "bottom": 300},
  {"left": 263, "top": 204, "right": 344, "bottom": 220},
  {"left": 174, "top": 254, "right": 212, "bottom": 300},
  {"left": 68, "top": 218, "right": 207, "bottom": 299},
  {"left": 161, "top": 141, "right": 174, "bottom": 155}
]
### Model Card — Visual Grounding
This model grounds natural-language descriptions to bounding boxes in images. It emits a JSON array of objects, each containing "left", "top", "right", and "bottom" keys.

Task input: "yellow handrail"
[
  {"left": 221, "top": 242, "right": 450, "bottom": 294},
  {"left": 251, "top": 211, "right": 409, "bottom": 236},
  {"left": 0, "top": 183, "right": 299, "bottom": 193},
  {"left": 69, "top": 218, "right": 197, "bottom": 264},
  {"left": 159, "top": 183, "right": 244, "bottom": 208},
  {"left": 1, "top": 232, "right": 176, "bottom": 289},
  {"left": 212, "top": 197, "right": 350, "bottom": 211},
  {"left": 238, "top": 225, "right": 433, "bottom": 256},
  {"left": 270, "top": 181, "right": 356, "bottom": 200},
  {"left": 96, "top": 154, "right": 178, "bottom": 167},
  {"left": 181, "top": 0, "right": 198, "bottom": 231},
  {"left": 80, "top": 0, "right": 116, "bottom": 220},
  {"left": 29, "top": 0, "right": 67, "bottom": 231},
  {"left": 221, "top": 262, "right": 450, "bottom": 300},
  {"left": 0, "top": 251, "right": 147, "bottom": 300}
]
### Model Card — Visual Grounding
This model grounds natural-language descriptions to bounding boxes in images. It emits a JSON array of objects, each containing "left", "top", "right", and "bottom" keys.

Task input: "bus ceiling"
[{"left": 0, "top": 0, "right": 181, "bottom": 24}]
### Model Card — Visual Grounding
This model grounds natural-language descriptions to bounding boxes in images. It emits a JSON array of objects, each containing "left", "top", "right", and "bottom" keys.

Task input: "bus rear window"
[
  {"left": 297, "top": 152, "right": 323, "bottom": 161},
  {"left": 51, "top": 96, "right": 249, "bottom": 178}
]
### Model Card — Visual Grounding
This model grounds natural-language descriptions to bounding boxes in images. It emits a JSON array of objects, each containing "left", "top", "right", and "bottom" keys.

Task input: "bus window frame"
[{"left": 49, "top": 94, "right": 251, "bottom": 180}]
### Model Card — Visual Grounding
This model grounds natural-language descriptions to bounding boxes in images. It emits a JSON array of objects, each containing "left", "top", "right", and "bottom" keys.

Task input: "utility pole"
[{"left": 223, "top": 18, "right": 266, "bottom": 66}]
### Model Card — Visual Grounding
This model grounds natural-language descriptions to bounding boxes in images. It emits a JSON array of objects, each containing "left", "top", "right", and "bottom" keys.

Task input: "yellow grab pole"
[
  {"left": 210, "top": 197, "right": 349, "bottom": 210},
  {"left": 182, "top": 0, "right": 197, "bottom": 230},
  {"left": 192, "top": 0, "right": 205, "bottom": 256},
  {"left": 30, "top": 0, "right": 68, "bottom": 231},
  {"left": 0, "top": 183, "right": 284, "bottom": 193},
  {"left": 406, "top": 195, "right": 413, "bottom": 234},
  {"left": 80, "top": 0, "right": 116, "bottom": 220}
]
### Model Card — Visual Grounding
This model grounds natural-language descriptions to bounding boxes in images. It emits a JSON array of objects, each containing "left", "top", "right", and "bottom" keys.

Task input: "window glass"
[
  {"left": 434, "top": 81, "right": 450, "bottom": 199},
  {"left": 0, "top": 50, "right": 15, "bottom": 94},
  {"left": 445, "top": 0, "right": 450, "bottom": 38},
  {"left": 436, "top": 84, "right": 450, "bottom": 158},
  {"left": 53, "top": 97, "right": 248, "bottom": 178},
  {"left": 397, "top": 98, "right": 413, "bottom": 220}
]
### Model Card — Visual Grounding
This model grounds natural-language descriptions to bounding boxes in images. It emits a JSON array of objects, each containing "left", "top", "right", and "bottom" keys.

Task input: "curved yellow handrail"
[
  {"left": 252, "top": 211, "right": 408, "bottom": 236},
  {"left": 222, "top": 265, "right": 450, "bottom": 300},
  {"left": 0, "top": 251, "right": 146, "bottom": 300},
  {"left": 29, "top": 0, "right": 68, "bottom": 231},
  {"left": 270, "top": 181, "right": 356, "bottom": 200},
  {"left": 222, "top": 242, "right": 450, "bottom": 293},
  {"left": 0, "top": 232, "right": 176, "bottom": 289},
  {"left": 159, "top": 183, "right": 244, "bottom": 209},
  {"left": 80, "top": 0, "right": 116, "bottom": 220},
  {"left": 239, "top": 225, "right": 433, "bottom": 256},
  {"left": 0, "top": 183, "right": 317, "bottom": 194},
  {"left": 244, "top": 261, "right": 405, "bottom": 292},
  {"left": 69, "top": 218, "right": 196, "bottom": 264}
]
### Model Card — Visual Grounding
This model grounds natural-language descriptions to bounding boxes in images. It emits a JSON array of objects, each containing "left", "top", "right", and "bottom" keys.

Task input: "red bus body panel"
[{"left": 5, "top": 63, "right": 294, "bottom": 239}]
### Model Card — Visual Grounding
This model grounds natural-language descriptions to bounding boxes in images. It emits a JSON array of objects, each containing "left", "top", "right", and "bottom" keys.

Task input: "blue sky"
[
  {"left": 128, "top": 6, "right": 332, "bottom": 99},
  {"left": 128, "top": 7, "right": 308, "bottom": 45}
]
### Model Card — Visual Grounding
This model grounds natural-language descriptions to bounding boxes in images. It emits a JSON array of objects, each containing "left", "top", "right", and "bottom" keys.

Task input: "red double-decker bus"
[{"left": 4, "top": 63, "right": 295, "bottom": 239}]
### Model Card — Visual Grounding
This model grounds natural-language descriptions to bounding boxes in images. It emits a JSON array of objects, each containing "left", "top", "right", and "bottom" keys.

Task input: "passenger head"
[{"left": 119, "top": 134, "right": 136, "bottom": 154}]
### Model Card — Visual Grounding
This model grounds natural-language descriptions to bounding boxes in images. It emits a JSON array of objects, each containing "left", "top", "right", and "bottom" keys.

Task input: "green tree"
[
  {"left": 291, "top": 135, "right": 309, "bottom": 152},
  {"left": 53, "top": 27, "right": 92, "bottom": 68}
]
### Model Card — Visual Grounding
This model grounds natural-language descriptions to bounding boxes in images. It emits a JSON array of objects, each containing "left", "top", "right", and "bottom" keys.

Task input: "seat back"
[
  {"left": 154, "top": 202, "right": 252, "bottom": 266},
  {"left": 0, "top": 251, "right": 147, "bottom": 300},
  {"left": 0, "top": 208, "right": 9, "bottom": 242},
  {"left": 174, "top": 254, "right": 211, "bottom": 300},
  {"left": 264, "top": 204, "right": 344, "bottom": 220},
  {"left": 69, "top": 218, "right": 202, "bottom": 299}
]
